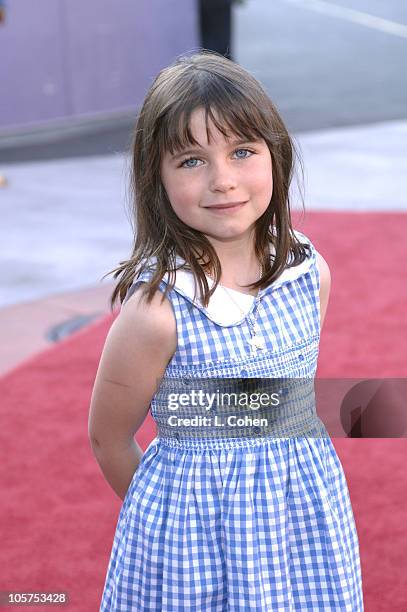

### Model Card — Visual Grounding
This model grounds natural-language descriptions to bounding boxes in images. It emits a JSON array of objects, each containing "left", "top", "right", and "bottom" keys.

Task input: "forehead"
[
  {"left": 188, "top": 108, "right": 237, "bottom": 144},
  {"left": 161, "top": 104, "right": 263, "bottom": 156}
]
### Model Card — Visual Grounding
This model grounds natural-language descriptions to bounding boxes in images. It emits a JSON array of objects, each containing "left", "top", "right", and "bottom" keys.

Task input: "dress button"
[
  {"left": 240, "top": 368, "right": 249, "bottom": 377},
  {"left": 182, "top": 375, "right": 191, "bottom": 385},
  {"left": 253, "top": 426, "right": 262, "bottom": 435},
  {"left": 298, "top": 354, "right": 305, "bottom": 361}
]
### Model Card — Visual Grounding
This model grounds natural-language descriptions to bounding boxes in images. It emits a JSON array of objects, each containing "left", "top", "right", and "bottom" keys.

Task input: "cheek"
[
  {"left": 168, "top": 183, "right": 196, "bottom": 211},
  {"left": 248, "top": 160, "right": 273, "bottom": 200},
  {"left": 163, "top": 173, "right": 202, "bottom": 212}
]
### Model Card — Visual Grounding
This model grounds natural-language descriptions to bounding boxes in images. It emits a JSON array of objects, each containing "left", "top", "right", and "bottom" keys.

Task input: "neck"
[
  {"left": 203, "top": 245, "right": 265, "bottom": 295},
  {"left": 205, "top": 232, "right": 256, "bottom": 273},
  {"left": 218, "top": 257, "right": 261, "bottom": 290}
]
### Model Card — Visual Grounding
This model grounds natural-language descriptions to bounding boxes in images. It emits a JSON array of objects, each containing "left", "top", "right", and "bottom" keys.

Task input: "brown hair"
[{"left": 104, "top": 50, "right": 310, "bottom": 310}]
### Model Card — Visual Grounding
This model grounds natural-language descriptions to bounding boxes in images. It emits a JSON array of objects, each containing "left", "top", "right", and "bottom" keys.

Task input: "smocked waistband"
[{"left": 152, "top": 376, "right": 327, "bottom": 444}]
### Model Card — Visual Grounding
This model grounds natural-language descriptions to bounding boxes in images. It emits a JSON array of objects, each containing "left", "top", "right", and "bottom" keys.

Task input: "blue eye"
[
  {"left": 234, "top": 148, "right": 253, "bottom": 159},
  {"left": 179, "top": 148, "right": 254, "bottom": 168},
  {"left": 181, "top": 158, "right": 200, "bottom": 168}
]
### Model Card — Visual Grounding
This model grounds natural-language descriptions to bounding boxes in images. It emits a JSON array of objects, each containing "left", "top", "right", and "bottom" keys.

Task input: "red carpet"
[{"left": 0, "top": 211, "right": 406, "bottom": 611}]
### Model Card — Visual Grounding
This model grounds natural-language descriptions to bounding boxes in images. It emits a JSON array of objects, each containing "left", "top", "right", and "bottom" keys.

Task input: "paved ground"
[{"left": 0, "top": 0, "right": 406, "bottom": 374}]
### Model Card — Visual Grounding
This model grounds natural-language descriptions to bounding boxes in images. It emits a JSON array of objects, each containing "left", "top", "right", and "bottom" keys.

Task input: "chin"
[{"left": 205, "top": 229, "right": 253, "bottom": 242}]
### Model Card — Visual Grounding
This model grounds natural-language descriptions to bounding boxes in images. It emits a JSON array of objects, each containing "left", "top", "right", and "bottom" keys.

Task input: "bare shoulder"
[
  {"left": 315, "top": 251, "right": 331, "bottom": 329},
  {"left": 315, "top": 250, "right": 331, "bottom": 289},
  {"left": 118, "top": 284, "right": 177, "bottom": 361}
]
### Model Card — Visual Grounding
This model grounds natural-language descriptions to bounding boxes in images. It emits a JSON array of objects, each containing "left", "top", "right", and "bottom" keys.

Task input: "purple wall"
[{"left": 0, "top": 0, "right": 198, "bottom": 130}]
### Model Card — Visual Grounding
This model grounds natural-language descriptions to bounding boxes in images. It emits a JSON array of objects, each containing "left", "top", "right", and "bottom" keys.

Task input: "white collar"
[
  {"left": 164, "top": 268, "right": 255, "bottom": 325},
  {"left": 160, "top": 233, "right": 314, "bottom": 326}
]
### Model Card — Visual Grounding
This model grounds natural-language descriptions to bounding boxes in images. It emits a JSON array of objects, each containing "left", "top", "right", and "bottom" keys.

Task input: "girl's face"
[{"left": 160, "top": 107, "right": 273, "bottom": 247}]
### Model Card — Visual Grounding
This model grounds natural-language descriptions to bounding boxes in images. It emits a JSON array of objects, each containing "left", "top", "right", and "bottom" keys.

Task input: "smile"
[{"left": 205, "top": 202, "right": 246, "bottom": 213}]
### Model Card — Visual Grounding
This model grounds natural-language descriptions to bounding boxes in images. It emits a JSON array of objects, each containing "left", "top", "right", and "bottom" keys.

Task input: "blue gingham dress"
[{"left": 100, "top": 230, "right": 364, "bottom": 611}]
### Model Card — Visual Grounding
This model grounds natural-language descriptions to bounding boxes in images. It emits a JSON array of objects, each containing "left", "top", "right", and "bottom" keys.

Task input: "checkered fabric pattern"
[{"left": 99, "top": 231, "right": 364, "bottom": 611}]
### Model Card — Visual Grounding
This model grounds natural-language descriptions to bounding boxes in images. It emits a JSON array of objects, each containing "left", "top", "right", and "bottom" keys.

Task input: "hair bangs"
[
  {"left": 158, "top": 72, "right": 267, "bottom": 158},
  {"left": 201, "top": 76, "right": 266, "bottom": 143}
]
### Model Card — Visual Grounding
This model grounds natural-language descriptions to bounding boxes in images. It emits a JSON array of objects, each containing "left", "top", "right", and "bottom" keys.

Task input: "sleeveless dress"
[{"left": 99, "top": 230, "right": 364, "bottom": 611}]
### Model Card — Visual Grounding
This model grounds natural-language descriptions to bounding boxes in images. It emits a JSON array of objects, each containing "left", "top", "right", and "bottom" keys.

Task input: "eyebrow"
[{"left": 170, "top": 138, "right": 262, "bottom": 160}]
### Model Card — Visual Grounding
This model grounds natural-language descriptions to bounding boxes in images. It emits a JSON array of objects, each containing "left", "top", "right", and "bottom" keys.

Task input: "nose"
[{"left": 208, "top": 160, "right": 237, "bottom": 193}]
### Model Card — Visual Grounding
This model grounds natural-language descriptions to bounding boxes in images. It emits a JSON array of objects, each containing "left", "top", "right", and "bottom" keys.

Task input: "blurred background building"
[{"left": 0, "top": 0, "right": 196, "bottom": 132}]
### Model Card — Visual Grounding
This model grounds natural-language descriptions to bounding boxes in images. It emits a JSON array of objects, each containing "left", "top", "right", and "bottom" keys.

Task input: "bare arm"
[
  {"left": 88, "top": 286, "right": 177, "bottom": 500},
  {"left": 315, "top": 250, "right": 331, "bottom": 330}
]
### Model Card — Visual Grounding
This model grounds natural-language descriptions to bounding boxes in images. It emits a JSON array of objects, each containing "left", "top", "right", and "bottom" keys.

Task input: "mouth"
[{"left": 204, "top": 201, "right": 247, "bottom": 211}]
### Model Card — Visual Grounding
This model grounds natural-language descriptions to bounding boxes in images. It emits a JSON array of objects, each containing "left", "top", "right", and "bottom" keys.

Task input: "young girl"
[{"left": 89, "top": 51, "right": 364, "bottom": 611}]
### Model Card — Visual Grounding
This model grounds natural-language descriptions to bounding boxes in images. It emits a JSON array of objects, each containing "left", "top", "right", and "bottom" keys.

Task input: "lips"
[{"left": 205, "top": 201, "right": 246, "bottom": 210}]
